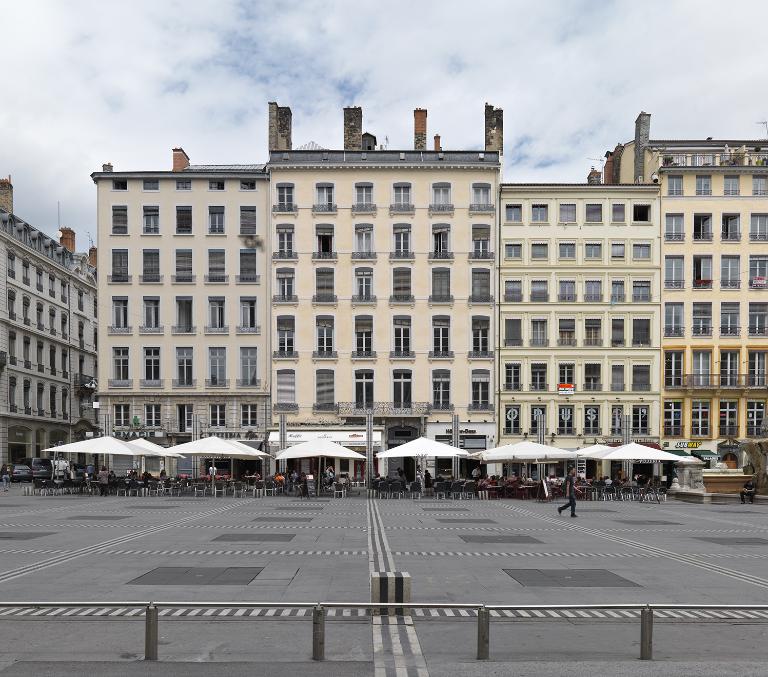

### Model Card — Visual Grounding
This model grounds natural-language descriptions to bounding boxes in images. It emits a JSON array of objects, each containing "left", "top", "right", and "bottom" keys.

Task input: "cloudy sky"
[{"left": 2, "top": 0, "right": 768, "bottom": 245}]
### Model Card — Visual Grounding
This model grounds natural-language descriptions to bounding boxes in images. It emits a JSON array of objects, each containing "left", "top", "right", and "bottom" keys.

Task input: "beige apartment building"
[
  {"left": 92, "top": 152, "right": 271, "bottom": 470},
  {"left": 267, "top": 103, "right": 502, "bottom": 469},
  {"left": 497, "top": 181, "right": 662, "bottom": 457},
  {"left": 1, "top": 177, "right": 99, "bottom": 464},
  {"left": 606, "top": 113, "right": 768, "bottom": 466}
]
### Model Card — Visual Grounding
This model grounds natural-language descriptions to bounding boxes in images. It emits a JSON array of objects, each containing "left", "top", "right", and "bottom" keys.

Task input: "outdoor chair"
[
  {"left": 212, "top": 481, "right": 225, "bottom": 497},
  {"left": 462, "top": 481, "right": 477, "bottom": 499},
  {"left": 252, "top": 481, "right": 265, "bottom": 498},
  {"left": 333, "top": 482, "right": 346, "bottom": 499},
  {"left": 388, "top": 480, "right": 405, "bottom": 499},
  {"left": 116, "top": 481, "right": 130, "bottom": 497},
  {"left": 434, "top": 481, "right": 449, "bottom": 499},
  {"left": 264, "top": 480, "right": 276, "bottom": 496},
  {"left": 192, "top": 483, "right": 207, "bottom": 497},
  {"left": 408, "top": 481, "right": 422, "bottom": 500},
  {"left": 449, "top": 481, "right": 464, "bottom": 499}
]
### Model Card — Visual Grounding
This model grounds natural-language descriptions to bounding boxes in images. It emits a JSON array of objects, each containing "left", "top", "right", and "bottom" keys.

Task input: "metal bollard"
[
  {"left": 144, "top": 604, "right": 158, "bottom": 661},
  {"left": 477, "top": 606, "right": 490, "bottom": 660},
  {"left": 640, "top": 606, "right": 653, "bottom": 660},
  {"left": 312, "top": 604, "right": 325, "bottom": 661}
]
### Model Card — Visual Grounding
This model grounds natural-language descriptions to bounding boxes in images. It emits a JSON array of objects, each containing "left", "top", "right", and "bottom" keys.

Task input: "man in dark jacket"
[
  {"left": 557, "top": 467, "right": 579, "bottom": 517},
  {"left": 741, "top": 478, "right": 757, "bottom": 504}
]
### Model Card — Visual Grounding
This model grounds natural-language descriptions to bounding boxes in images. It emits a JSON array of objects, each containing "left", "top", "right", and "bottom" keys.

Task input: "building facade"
[
  {"left": 267, "top": 104, "right": 502, "bottom": 465},
  {"left": 607, "top": 113, "right": 768, "bottom": 466},
  {"left": 497, "top": 182, "right": 662, "bottom": 453},
  {"left": 1, "top": 177, "right": 99, "bottom": 464},
  {"left": 92, "top": 152, "right": 271, "bottom": 462}
]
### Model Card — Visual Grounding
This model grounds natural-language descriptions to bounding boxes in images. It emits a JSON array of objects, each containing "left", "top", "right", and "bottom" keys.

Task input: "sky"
[{"left": 2, "top": 0, "right": 768, "bottom": 245}]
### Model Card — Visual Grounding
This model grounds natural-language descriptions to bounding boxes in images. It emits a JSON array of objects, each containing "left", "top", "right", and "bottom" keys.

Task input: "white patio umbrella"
[
  {"left": 581, "top": 442, "right": 682, "bottom": 462},
  {"left": 375, "top": 436, "right": 468, "bottom": 459},
  {"left": 477, "top": 441, "right": 574, "bottom": 462},
  {"left": 171, "top": 436, "right": 269, "bottom": 486},
  {"left": 575, "top": 444, "right": 613, "bottom": 457},
  {"left": 126, "top": 438, "right": 185, "bottom": 458},
  {"left": 275, "top": 438, "right": 366, "bottom": 460},
  {"left": 43, "top": 435, "right": 141, "bottom": 457}
]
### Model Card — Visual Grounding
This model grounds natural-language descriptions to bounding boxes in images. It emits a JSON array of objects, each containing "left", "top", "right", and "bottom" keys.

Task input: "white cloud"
[{"left": 2, "top": 0, "right": 768, "bottom": 242}]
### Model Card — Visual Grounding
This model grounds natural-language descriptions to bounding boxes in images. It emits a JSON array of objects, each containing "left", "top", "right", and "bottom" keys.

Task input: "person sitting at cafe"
[{"left": 741, "top": 478, "right": 757, "bottom": 504}]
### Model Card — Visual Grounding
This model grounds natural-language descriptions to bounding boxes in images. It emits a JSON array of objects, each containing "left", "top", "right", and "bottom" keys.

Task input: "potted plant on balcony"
[{"left": 662, "top": 155, "right": 674, "bottom": 166}]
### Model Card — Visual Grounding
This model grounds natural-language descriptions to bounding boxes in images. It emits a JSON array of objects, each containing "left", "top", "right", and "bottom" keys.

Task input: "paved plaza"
[{"left": 1, "top": 488, "right": 768, "bottom": 675}]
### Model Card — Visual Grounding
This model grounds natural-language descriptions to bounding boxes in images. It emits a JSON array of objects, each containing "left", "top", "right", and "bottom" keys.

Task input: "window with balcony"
[
  {"left": 722, "top": 175, "right": 740, "bottom": 196},
  {"left": 667, "top": 175, "right": 683, "bottom": 196},
  {"left": 585, "top": 203, "right": 602, "bottom": 223},
  {"left": 608, "top": 364, "right": 623, "bottom": 392},
  {"left": 471, "top": 183, "right": 492, "bottom": 209},
  {"left": 393, "top": 369, "right": 412, "bottom": 408},
  {"left": 531, "top": 204, "right": 548, "bottom": 222},
  {"left": 558, "top": 318, "right": 575, "bottom": 346},
  {"left": 471, "top": 369, "right": 490, "bottom": 409},
  {"left": 471, "top": 269, "right": 491, "bottom": 302},
  {"left": 720, "top": 351, "right": 740, "bottom": 388},
  {"left": 751, "top": 214, "right": 768, "bottom": 241},
  {"left": 747, "top": 401, "right": 766, "bottom": 437},
  {"left": 432, "top": 369, "right": 451, "bottom": 411},
  {"left": 392, "top": 224, "right": 411, "bottom": 256},
  {"left": 240, "top": 206, "right": 257, "bottom": 235},
  {"left": 208, "top": 297, "right": 225, "bottom": 330},
  {"left": 351, "top": 268, "right": 372, "bottom": 302},
  {"left": 692, "top": 350, "right": 711, "bottom": 387},
  {"left": 692, "top": 302, "right": 712, "bottom": 336},
  {"left": 585, "top": 318, "right": 602, "bottom": 346},
  {"left": 558, "top": 363, "right": 574, "bottom": 391},
  {"left": 557, "top": 406, "right": 574, "bottom": 434},
  {"left": 208, "top": 206, "right": 225, "bottom": 234},
  {"left": 432, "top": 225, "right": 450, "bottom": 257},
  {"left": 610, "top": 279, "right": 625, "bottom": 303},
  {"left": 695, "top": 175, "right": 711, "bottom": 196},
  {"left": 664, "top": 255, "right": 684, "bottom": 289},
  {"left": 239, "top": 297, "right": 258, "bottom": 331},
  {"left": 530, "top": 280, "right": 548, "bottom": 302},
  {"left": 719, "top": 255, "right": 740, "bottom": 290},
  {"left": 315, "top": 184, "right": 335, "bottom": 211},
  {"left": 143, "top": 206, "right": 159, "bottom": 234},
  {"left": 430, "top": 268, "right": 451, "bottom": 302},
  {"left": 313, "top": 226, "right": 334, "bottom": 258},
  {"left": 393, "top": 316, "right": 411, "bottom": 355},
  {"left": 112, "top": 297, "right": 128, "bottom": 330},
  {"left": 277, "top": 185, "right": 294, "bottom": 210},
  {"left": 433, "top": 316, "right": 451, "bottom": 354},
  {"left": 471, "top": 317, "right": 490, "bottom": 355},
  {"left": 355, "top": 315, "right": 373, "bottom": 355},
  {"left": 632, "top": 318, "right": 650, "bottom": 346},
  {"left": 143, "top": 297, "right": 160, "bottom": 329},
  {"left": 355, "top": 370, "right": 373, "bottom": 409},
  {"left": 174, "top": 249, "right": 193, "bottom": 282},
  {"left": 693, "top": 214, "right": 712, "bottom": 241},
  {"left": 110, "top": 249, "right": 129, "bottom": 282},
  {"left": 276, "top": 269, "right": 295, "bottom": 300},
  {"left": 609, "top": 319, "right": 624, "bottom": 348},
  {"left": 112, "top": 347, "right": 129, "bottom": 380},
  {"left": 531, "top": 242, "right": 548, "bottom": 259},
  {"left": 354, "top": 224, "right": 373, "bottom": 256},
  {"left": 276, "top": 316, "right": 295, "bottom": 355},
  {"left": 141, "top": 249, "right": 160, "bottom": 282},
  {"left": 665, "top": 214, "right": 684, "bottom": 240},
  {"left": 354, "top": 183, "right": 374, "bottom": 210},
  {"left": 693, "top": 255, "right": 712, "bottom": 288},
  {"left": 176, "top": 206, "right": 192, "bottom": 234},
  {"left": 530, "top": 319, "right": 548, "bottom": 347},
  {"left": 276, "top": 225, "right": 294, "bottom": 257},
  {"left": 276, "top": 369, "right": 296, "bottom": 406},
  {"left": 315, "top": 317, "right": 335, "bottom": 356},
  {"left": 748, "top": 351, "right": 767, "bottom": 387},
  {"left": 753, "top": 176, "right": 767, "bottom": 196},
  {"left": 240, "top": 347, "right": 259, "bottom": 385},
  {"left": 431, "top": 183, "right": 451, "bottom": 208},
  {"left": 691, "top": 401, "right": 710, "bottom": 436},
  {"left": 112, "top": 206, "right": 128, "bottom": 235},
  {"left": 720, "top": 302, "right": 740, "bottom": 336},
  {"left": 505, "top": 204, "right": 522, "bottom": 222},
  {"left": 504, "top": 363, "right": 521, "bottom": 392},
  {"left": 664, "top": 351, "right": 683, "bottom": 388},
  {"left": 585, "top": 279, "right": 602, "bottom": 302},
  {"left": 749, "top": 255, "right": 768, "bottom": 288},
  {"left": 530, "top": 363, "right": 547, "bottom": 391},
  {"left": 389, "top": 267, "right": 411, "bottom": 302},
  {"left": 632, "top": 365, "right": 651, "bottom": 392},
  {"left": 315, "top": 370, "right": 335, "bottom": 410},
  {"left": 208, "top": 347, "right": 227, "bottom": 386},
  {"left": 207, "top": 249, "right": 226, "bottom": 282},
  {"left": 471, "top": 225, "right": 491, "bottom": 258},
  {"left": 175, "top": 297, "right": 193, "bottom": 332},
  {"left": 749, "top": 303, "right": 768, "bottom": 336},
  {"left": 392, "top": 183, "right": 411, "bottom": 209},
  {"left": 238, "top": 249, "right": 258, "bottom": 283},
  {"left": 664, "top": 302, "right": 683, "bottom": 337},
  {"left": 499, "top": 317, "right": 520, "bottom": 348},
  {"left": 558, "top": 280, "right": 576, "bottom": 302}
]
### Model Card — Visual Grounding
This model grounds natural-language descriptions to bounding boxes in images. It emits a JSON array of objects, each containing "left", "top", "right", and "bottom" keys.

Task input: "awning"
[
  {"left": 666, "top": 449, "right": 693, "bottom": 458},
  {"left": 692, "top": 449, "right": 717, "bottom": 459}
]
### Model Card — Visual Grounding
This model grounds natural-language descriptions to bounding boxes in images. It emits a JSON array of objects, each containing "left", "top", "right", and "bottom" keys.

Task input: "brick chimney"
[
  {"left": 101, "top": 163, "right": 113, "bottom": 173},
  {"left": 587, "top": 167, "right": 602, "bottom": 185},
  {"left": 603, "top": 151, "right": 615, "bottom": 185},
  {"left": 434, "top": 134, "right": 441, "bottom": 152},
  {"left": 634, "top": 111, "right": 651, "bottom": 183},
  {"left": 88, "top": 246, "right": 97, "bottom": 269},
  {"left": 172, "top": 147, "right": 190, "bottom": 172},
  {"left": 0, "top": 175, "right": 12, "bottom": 214},
  {"left": 414, "top": 108, "right": 427, "bottom": 150},
  {"left": 268, "top": 102, "right": 293, "bottom": 151},
  {"left": 484, "top": 103, "right": 504, "bottom": 155},
  {"left": 59, "top": 227, "right": 76, "bottom": 253},
  {"left": 343, "top": 106, "right": 362, "bottom": 150}
]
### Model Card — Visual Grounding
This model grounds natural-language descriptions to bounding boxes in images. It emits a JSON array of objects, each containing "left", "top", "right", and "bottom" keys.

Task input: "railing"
[
  {"left": 429, "top": 251, "right": 454, "bottom": 260},
  {"left": 660, "top": 150, "right": 768, "bottom": 167},
  {"left": 389, "top": 294, "right": 415, "bottom": 303},
  {"left": 312, "top": 203, "right": 337, "bottom": 213},
  {"left": 469, "top": 203, "right": 495, "bottom": 213},
  {"left": 665, "top": 280, "right": 684, "bottom": 289},
  {"left": 389, "top": 251, "right": 414, "bottom": 260},
  {"left": 351, "top": 294, "right": 377, "bottom": 303},
  {"left": 722, "top": 231, "right": 741, "bottom": 241},
  {"left": 204, "top": 325, "right": 229, "bottom": 334},
  {"left": 750, "top": 232, "right": 768, "bottom": 241},
  {"left": 312, "top": 294, "right": 338, "bottom": 304},
  {"left": 7, "top": 600, "right": 764, "bottom": 663},
  {"left": 312, "top": 251, "right": 337, "bottom": 260},
  {"left": 428, "top": 350, "right": 454, "bottom": 358},
  {"left": 272, "top": 203, "right": 297, "bottom": 213},
  {"left": 429, "top": 203, "right": 454, "bottom": 213},
  {"left": 272, "top": 251, "right": 298, "bottom": 260},
  {"left": 664, "top": 232, "right": 684, "bottom": 241},
  {"left": 664, "top": 326, "right": 684, "bottom": 337},
  {"left": 390, "top": 203, "right": 414, "bottom": 213},
  {"left": 351, "top": 251, "right": 377, "bottom": 260},
  {"left": 558, "top": 294, "right": 576, "bottom": 302},
  {"left": 236, "top": 274, "right": 260, "bottom": 284},
  {"left": 721, "top": 279, "right": 740, "bottom": 289},
  {"left": 351, "top": 202, "right": 376, "bottom": 214},
  {"left": 504, "top": 293, "right": 523, "bottom": 302},
  {"left": 390, "top": 350, "right": 415, "bottom": 359},
  {"left": 171, "top": 274, "right": 195, "bottom": 283}
]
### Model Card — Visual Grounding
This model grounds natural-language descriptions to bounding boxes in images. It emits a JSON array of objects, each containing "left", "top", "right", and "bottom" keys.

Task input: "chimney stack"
[
  {"left": 433, "top": 134, "right": 441, "bottom": 152},
  {"left": 268, "top": 102, "right": 293, "bottom": 151},
  {"left": 172, "top": 147, "right": 190, "bottom": 172},
  {"left": 88, "top": 246, "right": 97, "bottom": 269},
  {"left": 59, "top": 227, "right": 76, "bottom": 253},
  {"left": 414, "top": 108, "right": 427, "bottom": 150},
  {"left": 343, "top": 106, "right": 363, "bottom": 150},
  {"left": 603, "top": 151, "right": 615, "bottom": 185},
  {"left": 587, "top": 167, "right": 602, "bottom": 185},
  {"left": 634, "top": 111, "right": 651, "bottom": 183},
  {"left": 101, "top": 163, "right": 113, "bottom": 173},
  {"left": 484, "top": 103, "right": 504, "bottom": 155},
  {"left": 0, "top": 175, "right": 12, "bottom": 214}
]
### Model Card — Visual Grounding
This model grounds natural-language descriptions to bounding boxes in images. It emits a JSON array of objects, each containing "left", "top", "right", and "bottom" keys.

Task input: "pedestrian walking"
[
  {"left": 557, "top": 467, "right": 580, "bottom": 518},
  {"left": 97, "top": 466, "right": 109, "bottom": 496},
  {"left": 1, "top": 464, "right": 10, "bottom": 491}
]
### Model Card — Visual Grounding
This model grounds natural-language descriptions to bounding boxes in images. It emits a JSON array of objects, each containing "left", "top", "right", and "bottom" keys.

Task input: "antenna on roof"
[
  {"left": 756, "top": 121, "right": 768, "bottom": 139},
  {"left": 57, "top": 201, "right": 61, "bottom": 228}
]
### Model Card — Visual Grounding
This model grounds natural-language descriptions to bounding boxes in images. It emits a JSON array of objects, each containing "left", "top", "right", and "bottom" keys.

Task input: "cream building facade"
[
  {"left": 267, "top": 104, "right": 502, "bottom": 467},
  {"left": 497, "top": 182, "right": 662, "bottom": 455},
  {"left": 92, "top": 152, "right": 271, "bottom": 468},
  {"left": 607, "top": 113, "right": 768, "bottom": 466},
  {"left": 1, "top": 177, "right": 99, "bottom": 464}
]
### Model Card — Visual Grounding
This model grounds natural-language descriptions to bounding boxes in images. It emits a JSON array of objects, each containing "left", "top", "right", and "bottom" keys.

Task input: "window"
[
  {"left": 632, "top": 280, "right": 651, "bottom": 302},
  {"left": 664, "top": 402, "right": 682, "bottom": 436},
  {"left": 558, "top": 363, "right": 574, "bottom": 386},
  {"left": 530, "top": 280, "right": 548, "bottom": 302},
  {"left": 753, "top": 176, "right": 767, "bottom": 196},
  {"left": 355, "top": 370, "right": 374, "bottom": 408},
  {"left": 176, "top": 347, "right": 194, "bottom": 385},
  {"left": 315, "top": 268, "right": 334, "bottom": 300},
  {"left": 112, "top": 179, "right": 127, "bottom": 191},
  {"left": 664, "top": 302, "right": 684, "bottom": 336},
  {"left": 611, "top": 242, "right": 625, "bottom": 259},
  {"left": 433, "top": 316, "right": 450, "bottom": 353},
  {"left": 584, "top": 405, "right": 600, "bottom": 434},
  {"left": 691, "top": 401, "right": 710, "bottom": 436},
  {"left": 750, "top": 256, "right": 768, "bottom": 288},
  {"left": 472, "top": 317, "right": 489, "bottom": 353},
  {"left": 667, "top": 176, "right": 683, "bottom": 196},
  {"left": 242, "top": 404, "right": 259, "bottom": 427},
  {"left": 749, "top": 303, "right": 768, "bottom": 335},
  {"left": 355, "top": 316, "right": 373, "bottom": 354},
  {"left": 504, "top": 362, "right": 521, "bottom": 391},
  {"left": 531, "top": 204, "right": 548, "bottom": 222},
  {"left": 239, "top": 297, "right": 258, "bottom": 329},
  {"left": 209, "top": 404, "right": 226, "bottom": 428},
  {"left": 720, "top": 351, "right": 740, "bottom": 387},
  {"left": 530, "top": 363, "right": 547, "bottom": 391},
  {"left": 177, "top": 404, "right": 193, "bottom": 433},
  {"left": 585, "top": 279, "right": 602, "bottom": 302},
  {"left": 692, "top": 302, "right": 712, "bottom": 336},
  {"left": 472, "top": 183, "right": 491, "bottom": 206},
  {"left": 632, "top": 365, "right": 651, "bottom": 392},
  {"left": 747, "top": 401, "right": 766, "bottom": 436},
  {"left": 612, "top": 203, "right": 626, "bottom": 222},
  {"left": 207, "top": 249, "right": 226, "bottom": 282},
  {"left": 748, "top": 351, "right": 767, "bottom": 387},
  {"left": 432, "top": 224, "right": 450, "bottom": 254},
  {"left": 720, "top": 213, "right": 740, "bottom": 240},
  {"left": 471, "top": 369, "right": 490, "bottom": 408},
  {"left": 558, "top": 280, "right": 575, "bottom": 302},
  {"left": 531, "top": 406, "right": 547, "bottom": 432},
  {"left": 665, "top": 214, "right": 684, "bottom": 240},
  {"left": 393, "top": 316, "right": 411, "bottom": 354},
  {"left": 633, "top": 243, "right": 651, "bottom": 259},
  {"left": 558, "top": 242, "right": 575, "bottom": 259},
  {"left": 355, "top": 183, "right": 373, "bottom": 206},
  {"left": 584, "top": 242, "right": 602, "bottom": 259},
  {"left": 207, "top": 347, "right": 226, "bottom": 385},
  {"left": 432, "top": 183, "right": 451, "bottom": 205},
  {"left": 112, "top": 297, "right": 128, "bottom": 328},
  {"left": 558, "top": 406, "right": 574, "bottom": 434},
  {"left": 277, "top": 268, "right": 295, "bottom": 298},
  {"left": 316, "top": 225, "right": 334, "bottom": 256},
  {"left": 355, "top": 224, "right": 373, "bottom": 254},
  {"left": 471, "top": 269, "right": 491, "bottom": 301},
  {"left": 208, "top": 297, "right": 225, "bottom": 329},
  {"left": 207, "top": 206, "right": 225, "bottom": 234},
  {"left": 110, "top": 249, "right": 129, "bottom": 281},
  {"left": 431, "top": 370, "right": 451, "bottom": 410},
  {"left": 695, "top": 175, "right": 711, "bottom": 196},
  {"left": 176, "top": 179, "right": 191, "bottom": 191},
  {"left": 393, "top": 370, "right": 412, "bottom": 408},
  {"left": 141, "top": 249, "right": 160, "bottom": 282},
  {"left": 354, "top": 267, "right": 373, "bottom": 299},
  {"left": 144, "top": 347, "right": 160, "bottom": 381},
  {"left": 558, "top": 318, "right": 575, "bottom": 345},
  {"left": 316, "top": 370, "right": 335, "bottom": 408},
  {"left": 664, "top": 256, "right": 684, "bottom": 288},
  {"left": 584, "top": 318, "right": 602, "bottom": 345},
  {"left": 505, "top": 204, "right": 522, "bottom": 222},
  {"left": 559, "top": 203, "right": 576, "bottom": 223},
  {"left": 277, "top": 185, "right": 294, "bottom": 207},
  {"left": 724, "top": 175, "right": 740, "bottom": 196},
  {"left": 173, "top": 207, "right": 193, "bottom": 236},
  {"left": 472, "top": 225, "right": 490, "bottom": 257},
  {"left": 112, "top": 206, "right": 128, "bottom": 234},
  {"left": 504, "top": 318, "right": 522, "bottom": 347},
  {"left": 145, "top": 404, "right": 161, "bottom": 428},
  {"left": 240, "top": 180, "right": 256, "bottom": 191},
  {"left": 585, "top": 204, "right": 602, "bottom": 223},
  {"left": 175, "top": 297, "right": 193, "bottom": 331},
  {"left": 632, "top": 204, "right": 651, "bottom": 222},
  {"left": 209, "top": 180, "right": 224, "bottom": 191},
  {"left": 142, "top": 179, "right": 158, "bottom": 191},
  {"left": 235, "top": 206, "right": 257, "bottom": 237},
  {"left": 112, "top": 347, "right": 129, "bottom": 380},
  {"left": 504, "top": 243, "right": 522, "bottom": 259},
  {"left": 392, "top": 183, "right": 411, "bottom": 206},
  {"left": 693, "top": 214, "right": 712, "bottom": 240},
  {"left": 316, "top": 184, "right": 334, "bottom": 208},
  {"left": 632, "top": 405, "right": 649, "bottom": 435},
  {"left": 611, "top": 318, "right": 625, "bottom": 346},
  {"left": 316, "top": 317, "right": 334, "bottom": 354},
  {"left": 632, "top": 318, "right": 650, "bottom": 346},
  {"left": 143, "top": 206, "right": 159, "bottom": 234},
  {"left": 504, "top": 279, "right": 522, "bottom": 302},
  {"left": 721, "top": 302, "right": 740, "bottom": 335},
  {"left": 431, "top": 268, "right": 451, "bottom": 300},
  {"left": 663, "top": 351, "right": 683, "bottom": 388},
  {"left": 692, "top": 350, "right": 711, "bottom": 387},
  {"left": 277, "top": 316, "right": 295, "bottom": 353},
  {"left": 693, "top": 255, "right": 713, "bottom": 287},
  {"left": 393, "top": 224, "right": 411, "bottom": 254},
  {"left": 143, "top": 298, "right": 159, "bottom": 328},
  {"left": 751, "top": 214, "right": 768, "bottom": 240},
  {"left": 114, "top": 404, "right": 130, "bottom": 427},
  {"left": 239, "top": 249, "right": 258, "bottom": 282},
  {"left": 531, "top": 242, "right": 548, "bottom": 259},
  {"left": 174, "top": 249, "right": 193, "bottom": 281}
]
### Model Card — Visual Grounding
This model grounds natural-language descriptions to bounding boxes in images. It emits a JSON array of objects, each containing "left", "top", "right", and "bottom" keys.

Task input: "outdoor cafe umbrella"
[
  {"left": 170, "top": 436, "right": 269, "bottom": 488},
  {"left": 127, "top": 437, "right": 185, "bottom": 458},
  {"left": 43, "top": 435, "right": 143, "bottom": 479},
  {"left": 375, "top": 436, "right": 468, "bottom": 459},
  {"left": 579, "top": 442, "right": 683, "bottom": 463},
  {"left": 274, "top": 438, "right": 366, "bottom": 461},
  {"left": 475, "top": 441, "right": 574, "bottom": 462}
]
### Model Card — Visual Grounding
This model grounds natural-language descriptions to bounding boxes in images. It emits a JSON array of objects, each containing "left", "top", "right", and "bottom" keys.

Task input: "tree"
[{"left": 741, "top": 440, "right": 768, "bottom": 491}]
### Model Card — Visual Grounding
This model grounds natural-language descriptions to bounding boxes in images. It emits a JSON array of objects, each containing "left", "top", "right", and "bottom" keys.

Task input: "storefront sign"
[
  {"left": 558, "top": 383, "right": 574, "bottom": 395},
  {"left": 674, "top": 441, "right": 703, "bottom": 449},
  {"left": 268, "top": 430, "right": 382, "bottom": 445}
]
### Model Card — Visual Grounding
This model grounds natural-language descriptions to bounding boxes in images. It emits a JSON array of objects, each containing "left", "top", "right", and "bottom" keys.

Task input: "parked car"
[
  {"left": 11, "top": 464, "right": 33, "bottom": 482},
  {"left": 22, "top": 458, "right": 53, "bottom": 480}
]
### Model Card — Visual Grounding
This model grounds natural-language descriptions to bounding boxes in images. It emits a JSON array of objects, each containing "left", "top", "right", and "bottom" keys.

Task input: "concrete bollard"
[
  {"left": 371, "top": 572, "right": 411, "bottom": 616},
  {"left": 312, "top": 604, "right": 325, "bottom": 660},
  {"left": 640, "top": 606, "right": 653, "bottom": 660},
  {"left": 477, "top": 606, "right": 490, "bottom": 659},
  {"left": 144, "top": 605, "right": 158, "bottom": 661}
]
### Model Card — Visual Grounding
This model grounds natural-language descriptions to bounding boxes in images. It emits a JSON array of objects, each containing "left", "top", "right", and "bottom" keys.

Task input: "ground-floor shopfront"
[{"left": 1, "top": 415, "right": 72, "bottom": 464}]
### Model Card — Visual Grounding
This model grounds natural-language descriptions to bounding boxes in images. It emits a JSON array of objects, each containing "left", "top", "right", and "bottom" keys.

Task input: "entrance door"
[{"left": 722, "top": 452, "right": 738, "bottom": 469}]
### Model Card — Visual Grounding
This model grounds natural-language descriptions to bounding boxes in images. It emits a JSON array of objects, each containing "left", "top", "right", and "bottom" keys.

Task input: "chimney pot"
[
  {"left": 172, "top": 147, "right": 190, "bottom": 172},
  {"left": 414, "top": 108, "right": 427, "bottom": 150},
  {"left": 433, "top": 134, "right": 441, "bottom": 152},
  {"left": 59, "top": 226, "right": 76, "bottom": 253},
  {"left": 268, "top": 102, "right": 293, "bottom": 151},
  {"left": 101, "top": 163, "right": 113, "bottom": 173},
  {"left": 88, "top": 246, "right": 97, "bottom": 269},
  {"left": 0, "top": 175, "right": 12, "bottom": 214}
]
